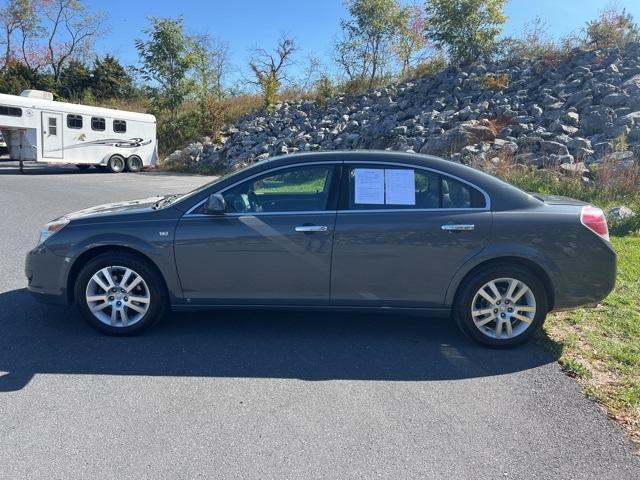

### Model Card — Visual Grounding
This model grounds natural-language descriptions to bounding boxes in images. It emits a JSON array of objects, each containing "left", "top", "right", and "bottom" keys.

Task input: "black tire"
[
  {"left": 107, "top": 154, "right": 125, "bottom": 173},
  {"left": 76, "top": 164, "right": 91, "bottom": 170},
  {"left": 74, "top": 252, "right": 167, "bottom": 335},
  {"left": 454, "top": 264, "right": 548, "bottom": 348},
  {"left": 126, "top": 155, "right": 143, "bottom": 173}
]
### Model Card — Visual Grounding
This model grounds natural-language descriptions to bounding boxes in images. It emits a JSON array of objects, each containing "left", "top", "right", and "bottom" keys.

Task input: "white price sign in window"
[
  {"left": 354, "top": 168, "right": 385, "bottom": 204},
  {"left": 385, "top": 169, "right": 415, "bottom": 205},
  {"left": 354, "top": 168, "right": 416, "bottom": 206}
]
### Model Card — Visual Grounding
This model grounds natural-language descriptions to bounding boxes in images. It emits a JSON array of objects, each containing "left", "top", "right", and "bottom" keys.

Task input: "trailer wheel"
[
  {"left": 107, "top": 155, "right": 125, "bottom": 173},
  {"left": 126, "top": 155, "right": 143, "bottom": 173}
]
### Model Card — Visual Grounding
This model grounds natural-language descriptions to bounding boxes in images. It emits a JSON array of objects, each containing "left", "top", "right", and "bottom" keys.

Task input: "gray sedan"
[{"left": 25, "top": 151, "right": 616, "bottom": 347}]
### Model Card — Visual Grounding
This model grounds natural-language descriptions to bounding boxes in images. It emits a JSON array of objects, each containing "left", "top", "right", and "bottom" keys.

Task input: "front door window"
[{"left": 222, "top": 165, "right": 335, "bottom": 213}]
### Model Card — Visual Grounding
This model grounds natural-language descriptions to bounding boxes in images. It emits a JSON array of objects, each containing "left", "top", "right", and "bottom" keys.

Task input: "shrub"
[
  {"left": 500, "top": 17, "right": 564, "bottom": 63},
  {"left": 532, "top": 53, "right": 571, "bottom": 74},
  {"left": 410, "top": 56, "right": 447, "bottom": 79},
  {"left": 339, "top": 74, "right": 392, "bottom": 95},
  {"left": 479, "top": 73, "right": 511, "bottom": 90},
  {"left": 614, "top": 133, "right": 630, "bottom": 152},
  {"left": 157, "top": 111, "right": 202, "bottom": 154},
  {"left": 586, "top": 4, "right": 640, "bottom": 50},
  {"left": 485, "top": 115, "right": 511, "bottom": 136},
  {"left": 316, "top": 75, "right": 333, "bottom": 106}
]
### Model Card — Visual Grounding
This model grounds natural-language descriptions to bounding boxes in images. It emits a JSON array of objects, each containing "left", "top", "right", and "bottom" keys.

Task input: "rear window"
[{"left": 348, "top": 166, "right": 486, "bottom": 210}]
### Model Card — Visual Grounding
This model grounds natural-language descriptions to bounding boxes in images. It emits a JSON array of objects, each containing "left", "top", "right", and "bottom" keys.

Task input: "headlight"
[{"left": 39, "top": 219, "right": 69, "bottom": 245}]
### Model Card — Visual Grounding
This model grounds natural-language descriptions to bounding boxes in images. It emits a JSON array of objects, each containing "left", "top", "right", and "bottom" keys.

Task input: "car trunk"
[{"left": 529, "top": 193, "right": 589, "bottom": 206}]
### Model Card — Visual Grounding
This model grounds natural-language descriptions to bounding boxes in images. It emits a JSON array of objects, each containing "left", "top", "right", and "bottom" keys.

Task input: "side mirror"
[{"left": 203, "top": 193, "right": 226, "bottom": 215}]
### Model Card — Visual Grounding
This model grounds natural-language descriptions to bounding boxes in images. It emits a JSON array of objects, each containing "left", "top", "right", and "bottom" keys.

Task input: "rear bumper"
[
  {"left": 551, "top": 239, "right": 617, "bottom": 311},
  {"left": 25, "top": 244, "right": 70, "bottom": 305}
]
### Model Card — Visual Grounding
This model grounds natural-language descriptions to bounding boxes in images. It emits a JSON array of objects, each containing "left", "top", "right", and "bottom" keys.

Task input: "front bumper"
[{"left": 25, "top": 244, "right": 70, "bottom": 305}]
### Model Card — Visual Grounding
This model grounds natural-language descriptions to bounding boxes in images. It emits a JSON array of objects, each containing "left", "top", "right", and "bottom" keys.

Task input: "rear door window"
[{"left": 346, "top": 165, "right": 485, "bottom": 210}]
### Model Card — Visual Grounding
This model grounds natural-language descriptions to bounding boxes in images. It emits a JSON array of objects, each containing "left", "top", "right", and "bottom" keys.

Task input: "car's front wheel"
[
  {"left": 74, "top": 253, "right": 166, "bottom": 335},
  {"left": 454, "top": 265, "right": 548, "bottom": 348}
]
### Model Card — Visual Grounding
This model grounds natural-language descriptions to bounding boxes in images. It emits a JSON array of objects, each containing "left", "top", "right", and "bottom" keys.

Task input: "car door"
[
  {"left": 330, "top": 162, "right": 492, "bottom": 308},
  {"left": 174, "top": 162, "right": 340, "bottom": 305}
]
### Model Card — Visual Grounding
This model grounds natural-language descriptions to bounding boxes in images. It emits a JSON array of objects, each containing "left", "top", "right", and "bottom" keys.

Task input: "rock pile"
[{"left": 163, "top": 43, "right": 640, "bottom": 174}]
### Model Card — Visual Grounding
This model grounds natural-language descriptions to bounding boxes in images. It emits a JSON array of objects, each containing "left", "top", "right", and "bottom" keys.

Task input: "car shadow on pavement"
[{"left": 0, "top": 288, "right": 558, "bottom": 392}]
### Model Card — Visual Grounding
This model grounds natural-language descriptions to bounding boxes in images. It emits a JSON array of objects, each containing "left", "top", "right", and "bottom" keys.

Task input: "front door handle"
[
  {"left": 441, "top": 224, "right": 475, "bottom": 232},
  {"left": 295, "top": 225, "right": 328, "bottom": 233}
]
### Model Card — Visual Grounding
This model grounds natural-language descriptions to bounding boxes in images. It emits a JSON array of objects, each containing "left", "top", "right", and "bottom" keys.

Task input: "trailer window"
[
  {"left": 67, "top": 114, "right": 83, "bottom": 129},
  {"left": 0, "top": 105, "right": 22, "bottom": 117},
  {"left": 91, "top": 117, "right": 105, "bottom": 131},
  {"left": 113, "top": 120, "right": 126, "bottom": 133}
]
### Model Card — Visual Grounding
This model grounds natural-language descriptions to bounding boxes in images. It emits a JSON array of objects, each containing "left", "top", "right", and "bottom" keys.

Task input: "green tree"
[
  {"left": 393, "top": 2, "right": 430, "bottom": 76},
  {"left": 0, "top": 60, "right": 56, "bottom": 95},
  {"left": 424, "top": 0, "right": 507, "bottom": 66},
  {"left": 336, "top": 0, "right": 404, "bottom": 87},
  {"left": 586, "top": 3, "right": 640, "bottom": 50},
  {"left": 57, "top": 59, "right": 91, "bottom": 99},
  {"left": 135, "top": 16, "right": 195, "bottom": 120},
  {"left": 91, "top": 54, "right": 133, "bottom": 100},
  {"left": 191, "top": 34, "right": 229, "bottom": 102},
  {"left": 249, "top": 36, "right": 296, "bottom": 112}
]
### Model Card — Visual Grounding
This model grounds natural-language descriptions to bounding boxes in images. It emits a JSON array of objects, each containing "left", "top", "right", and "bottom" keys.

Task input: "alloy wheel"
[
  {"left": 85, "top": 266, "right": 151, "bottom": 327},
  {"left": 470, "top": 277, "right": 537, "bottom": 340}
]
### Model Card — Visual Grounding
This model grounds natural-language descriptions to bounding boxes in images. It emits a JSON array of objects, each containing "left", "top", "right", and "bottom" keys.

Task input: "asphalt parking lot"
[{"left": 1, "top": 160, "right": 639, "bottom": 479}]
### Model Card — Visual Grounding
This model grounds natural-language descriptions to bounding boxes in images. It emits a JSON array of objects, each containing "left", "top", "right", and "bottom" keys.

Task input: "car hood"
[
  {"left": 530, "top": 193, "right": 589, "bottom": 206},
  {"left": 63, "top": 195, "right": 165, "bottom": 221}
]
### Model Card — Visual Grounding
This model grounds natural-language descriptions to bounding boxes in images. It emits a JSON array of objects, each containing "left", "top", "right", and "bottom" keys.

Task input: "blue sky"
[{"left": 86, "top": 0, "right": 640, "bottom": 85}]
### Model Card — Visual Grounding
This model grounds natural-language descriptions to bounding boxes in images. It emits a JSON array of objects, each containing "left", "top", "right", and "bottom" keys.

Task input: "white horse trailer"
[{"left": 0, "top": 90, "right": 157, "bottom": 172}]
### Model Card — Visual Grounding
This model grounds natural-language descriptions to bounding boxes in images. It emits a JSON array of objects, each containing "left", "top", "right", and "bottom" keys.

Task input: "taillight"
[{"left": 580, "top": 206, "right": 609, "bottom": 241}]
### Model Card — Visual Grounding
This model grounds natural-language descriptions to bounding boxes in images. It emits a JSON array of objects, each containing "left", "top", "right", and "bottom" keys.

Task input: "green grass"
[{"left": 541, "top": 236, "right": 640, "bottom": 444}]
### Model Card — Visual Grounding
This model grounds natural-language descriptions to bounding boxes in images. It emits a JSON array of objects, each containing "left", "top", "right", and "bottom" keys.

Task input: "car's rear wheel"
[
  {"left": 107, "top": 154, "right": 125, "bottom": 173},
  {"left": 126, "top": 155, "right": 143, "bottom": 173},
  {"left": 454, "top": 265, "right": 548, "bottom": 348},
  {"left": 74, "top": 253, "right": 166, "bottom": 335}
]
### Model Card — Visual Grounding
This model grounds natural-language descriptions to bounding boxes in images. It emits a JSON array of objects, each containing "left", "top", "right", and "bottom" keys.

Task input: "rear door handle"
[
  {"left": 295, "top": 225, "right": 328, "bottom": 233},
  {"left": 441, "top": 224, "right": 475, "bottom": 232}
]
